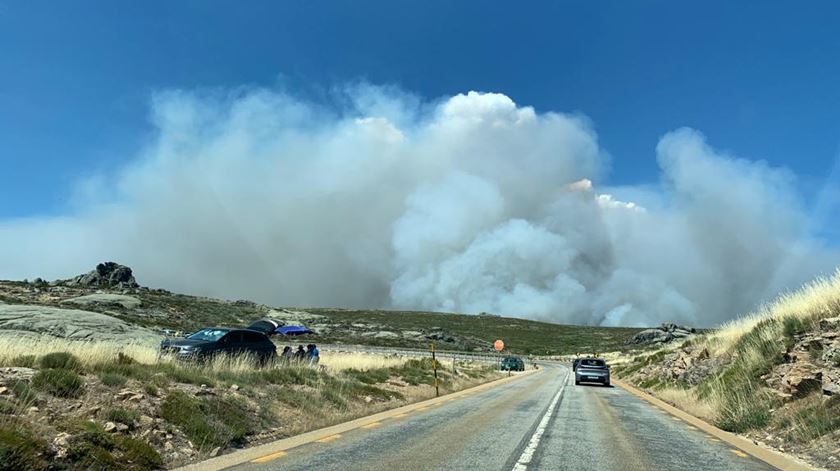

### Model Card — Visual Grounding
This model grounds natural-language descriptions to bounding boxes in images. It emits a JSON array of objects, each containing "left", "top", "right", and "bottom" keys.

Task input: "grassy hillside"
[
  {"left": 613, "top": 269, "right": 840, "bottom": 470},
  {"left": 0, "top": 281, "right": 644, "bottom": 356}
]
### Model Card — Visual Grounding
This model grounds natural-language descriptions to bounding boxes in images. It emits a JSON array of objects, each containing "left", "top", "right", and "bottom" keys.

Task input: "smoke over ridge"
[{"left": 2, "top": 85, "right": 837, "bottom": 327}]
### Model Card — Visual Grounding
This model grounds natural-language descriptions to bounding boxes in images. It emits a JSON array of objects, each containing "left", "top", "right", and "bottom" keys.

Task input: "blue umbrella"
[{"left": 276, "top": 325, "right": 313, "bottom": 336}]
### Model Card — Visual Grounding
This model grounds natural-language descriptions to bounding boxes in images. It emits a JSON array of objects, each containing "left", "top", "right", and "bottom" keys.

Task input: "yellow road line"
[
  {"left": 731, "top": 449, "right": 749, "bottom": 458},
  {"left": 250, "top": 451, "right": 287, "bottom": 463},
  {"left": 316, "top": 434, "right": 341, "bottom": 443},
  {"left": 361, "top": 422, "right": 382, "bottom": 429}
]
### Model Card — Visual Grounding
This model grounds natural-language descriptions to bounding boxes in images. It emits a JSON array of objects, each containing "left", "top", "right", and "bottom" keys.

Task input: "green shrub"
[
  {"left": 116, "top": 436, "right": 162, "bottom": 470},
  {"left": 107, "top": 408, "right": 140, "bottom": 426},
  {"left": 63, "top": 420, "right": 161, "bottom": 470},
  {"left": 161, "top": 390, "right": 253, "bottom": 449},
  {"left": 344, "top": 368, "right": 389, "bottom": 385},
  {"left": 10, "top": 355, "right": 36, "bottom": 368},
  {"left": 7, "top": 380, "right": 37, "bottom": 405},
  {"left": 32, "top": 368, "right": 85, "bottom": 398},
  {"left": 0, "top": 422, "right": 51, "bottom": 471},
  {"left": 782, "top": 315, "right": 808, "bottom": 338},
  {"left": 0, "top": 399, "right": 16, "bottom": 415},
  {"left": 116, "top": 353, "right": 136, "bottom": 365},
  {"left": 777, "top": 395, "right": 840, "bottom": 442},
  {"left": 99, "top": 372, "right": 128, "bottom": 388},
  {"left": 143, "top": 384, "right": 158, "bottom": 396},
  {"left": 40, "top": 352, "right": 83, "bottom": 372}
]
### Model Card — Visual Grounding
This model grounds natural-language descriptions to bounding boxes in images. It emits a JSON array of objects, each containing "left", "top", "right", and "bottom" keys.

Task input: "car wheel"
[{"left": 575, "top": 379, "right": 580, "bottom": 385}]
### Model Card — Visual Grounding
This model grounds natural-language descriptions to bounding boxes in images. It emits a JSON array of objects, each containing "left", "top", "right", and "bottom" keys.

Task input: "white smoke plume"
[{"left": 1, "top": 86, "right": 837, "bottom": 327}]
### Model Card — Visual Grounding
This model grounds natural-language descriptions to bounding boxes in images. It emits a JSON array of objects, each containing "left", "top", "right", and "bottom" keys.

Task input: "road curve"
[{"left": 227, "top": 364, "right": 775, "bottom": 471}]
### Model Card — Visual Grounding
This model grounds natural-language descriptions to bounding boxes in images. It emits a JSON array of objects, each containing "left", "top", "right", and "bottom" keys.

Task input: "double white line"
[{"left": 511, "top": 370, "right": 568, "bottom": 471}]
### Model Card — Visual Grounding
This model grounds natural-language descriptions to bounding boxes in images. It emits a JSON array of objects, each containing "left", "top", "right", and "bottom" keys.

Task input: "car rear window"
[{"left": 580, "top": 359, "right": 605, "bottom": 367}]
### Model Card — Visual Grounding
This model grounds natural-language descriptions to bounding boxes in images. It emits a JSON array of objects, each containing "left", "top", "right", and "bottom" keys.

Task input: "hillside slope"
[
  {"left": 0, "top": 263, "right": 643, "bottom": 355},
  {"left": 613, "top": 269, "right": 840, "bottom": 470}
]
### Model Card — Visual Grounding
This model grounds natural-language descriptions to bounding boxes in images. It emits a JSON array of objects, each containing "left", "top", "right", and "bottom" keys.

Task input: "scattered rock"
[
  {"left": 210, "top": 446, "right": 221, "bottom": 457},
  {"left": 139, "top": 415, "right": 154, "bottom": 426},
  {"left": 0, "top": 386, "right": 8, "bottom": 395},
  {"left": 164, "top": 441, "right": 174, "bottom": 451},
  {"left": 104, "top": 421, "right": 117, "bottom": 432},
  {"left": 230, "top": 384, "right": 240, "bottom": 391},
  {"left": 116, "top": 423, "right": 129, "bottom": 432},
  {"left": 28, "top": 406, "right": 39, "bottom": 413}
]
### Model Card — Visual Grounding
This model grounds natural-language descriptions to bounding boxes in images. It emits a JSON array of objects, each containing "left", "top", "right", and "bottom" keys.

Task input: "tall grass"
[
  {"left": 320, "top": 353, "right": 410, "bottom": 372},
  {"left": 709, "top": 268, "right": 840, "bottom": 354},
  {"left": 0, "top": 335, "right": 160, "bottom": 367}
]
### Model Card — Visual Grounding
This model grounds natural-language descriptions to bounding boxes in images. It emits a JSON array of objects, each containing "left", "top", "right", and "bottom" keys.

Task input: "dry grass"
[
  {"left": 320, "top": 352, "right": 411, "bottom": 373},
  {"left": 709, "top": 268, "right": 840, "bottom": 354},
  {"left": 656, "top": 387, "right": 716, "bottom": 421},
  {"left": 0, "top": 334, "right": 160, "bottom": 367}
]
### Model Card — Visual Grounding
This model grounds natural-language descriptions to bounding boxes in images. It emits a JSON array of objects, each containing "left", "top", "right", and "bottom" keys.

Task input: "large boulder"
[
  {"left": 66, "top": 262, "right": 139, "bottom": 289},
  {"left": 782, "top": 363, "right": 823, "bottom": 398},
  {"left": 0, "top": 304, "right": 159, "bottom": 344},
  {"left": 629, "top": 329, "right": 673, "bottom": 345}
]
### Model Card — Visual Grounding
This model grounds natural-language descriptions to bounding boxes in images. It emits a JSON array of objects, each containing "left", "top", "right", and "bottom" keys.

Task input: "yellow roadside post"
[{"left": 430, "top": 342, "right": 439, "bottom": 397}]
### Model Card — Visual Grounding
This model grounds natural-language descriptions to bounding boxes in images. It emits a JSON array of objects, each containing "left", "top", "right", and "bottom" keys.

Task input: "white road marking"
[{"left": 511, "top": 370, "right": 568, "bottom": 471}]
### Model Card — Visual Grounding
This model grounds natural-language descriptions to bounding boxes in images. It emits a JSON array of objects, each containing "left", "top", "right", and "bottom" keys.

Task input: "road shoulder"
[{"left": 613, "top": 378, "right": 817, "bottom": 471}]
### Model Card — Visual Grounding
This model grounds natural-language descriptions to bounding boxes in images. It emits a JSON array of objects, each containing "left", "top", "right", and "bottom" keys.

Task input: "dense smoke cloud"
[{"left": 1, "top": 86, "right": 837, "bottom": 326}]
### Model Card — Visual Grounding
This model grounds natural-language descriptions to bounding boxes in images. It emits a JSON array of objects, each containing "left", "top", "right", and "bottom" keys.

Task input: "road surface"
[{"left": 227, "top": 364, "right": 775, "bottom": 471}]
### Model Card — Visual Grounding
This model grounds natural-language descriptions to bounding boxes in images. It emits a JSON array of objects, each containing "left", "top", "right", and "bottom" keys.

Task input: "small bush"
[
  {"left": 32, "top": 368, "right": 85, "bottom": 398},
  {"left": 161, "top": 390, "right": 253, "bottom": 450},
  {"left": 143, "top": 384, "right": 158, "bottom": 396},
  {"left": 116, "top": 353, "right": 136, "bottom": 365},
  {"left": 99, "top": 372, "right": 128, "bottom": 388},
  {"left": 116, "top": 436, "right": 163, "bottom": 470},
  {"left": 107, "top": 408, "right": 140, "bottom": 426},
  {"left": 344, "top": 368, "right": 389, "bottom": 385},
  {"left": 0, "top": 422, "right": 51, "bottom": 471},
  {"left": 0, "top": 398, "right": 16, "bottom": 415},
  {"left": 7, "top": 380, "right": 37, "bottom": 405},
  {"left": 10, "top": 355, "right": 36, "bottom": 368},
  {"left": 63, "top": 420, "right": 161, "bottom": 470},
  {"left": 40, "top": 352, "right": 83, "bottom": 372},
  {"left": 776, "top": 394, "right": 840, "bottom": 442}
]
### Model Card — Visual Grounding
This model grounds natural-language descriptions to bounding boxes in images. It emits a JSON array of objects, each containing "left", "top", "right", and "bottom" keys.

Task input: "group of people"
[{"left": 280, "top": 343, "right": 319, "bottom": 366}]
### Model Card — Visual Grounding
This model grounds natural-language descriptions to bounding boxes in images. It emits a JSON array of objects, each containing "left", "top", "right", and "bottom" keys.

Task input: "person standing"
[{"left": 307, "top": 344, "right": 320, "bottom": 366}]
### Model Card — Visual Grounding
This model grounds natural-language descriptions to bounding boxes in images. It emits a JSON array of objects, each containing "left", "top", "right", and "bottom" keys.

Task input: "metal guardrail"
[{"left": 311, "top": 343, "right": 505, "bottom": 364}]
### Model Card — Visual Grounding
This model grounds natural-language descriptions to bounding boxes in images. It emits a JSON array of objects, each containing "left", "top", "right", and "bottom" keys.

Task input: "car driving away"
[
  {"left": 574, "top": 357, "right": 610, "bottom": 386},
  {"left": 500, "top": 355, "right": 525, "bottom": 371},
  {"left": 160, "top": 327, "right": 277, "bottom": 364}
]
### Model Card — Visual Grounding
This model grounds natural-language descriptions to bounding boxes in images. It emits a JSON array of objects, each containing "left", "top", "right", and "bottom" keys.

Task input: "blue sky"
[{"left": 2, "top": 0, "right": 839, "bottom": 226}]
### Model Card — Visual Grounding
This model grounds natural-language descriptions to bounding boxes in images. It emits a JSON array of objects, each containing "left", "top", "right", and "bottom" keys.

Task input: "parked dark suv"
[
  {"left": 574, "top": 357, "right": 610, "bottom": 386},
  {"left": 160, "top": 327, "right": 277, "bottom": 364}
]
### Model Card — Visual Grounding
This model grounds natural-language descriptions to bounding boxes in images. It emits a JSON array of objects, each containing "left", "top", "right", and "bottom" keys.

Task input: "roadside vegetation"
[
  {"left": 0, "top": 341, "right": 499, "bottom": 471},
  {"left": 614, "top": 269, "right": 840, "bottom": 469}
]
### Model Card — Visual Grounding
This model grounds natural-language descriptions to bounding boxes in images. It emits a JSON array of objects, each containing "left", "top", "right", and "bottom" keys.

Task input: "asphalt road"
[{"left": 227, "top": 364, "right": 776, "bottom": 471}]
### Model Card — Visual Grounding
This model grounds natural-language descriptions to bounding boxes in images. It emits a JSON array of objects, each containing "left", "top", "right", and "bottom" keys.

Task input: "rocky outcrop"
[
  {"left": 61, "top": 293, "right": 142, "bottom": 309},
  {"left": 65, "top": 262, "right": 139, "bottom": 289},
  {"left": 0, "top": 304, "right": 159, "bottom": 344},
  {"left": 628, "top": 322, "right": 696, "bottom": 345},
  {"left": 763, "top": 316, "right": 840, "bottom": 398}
]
